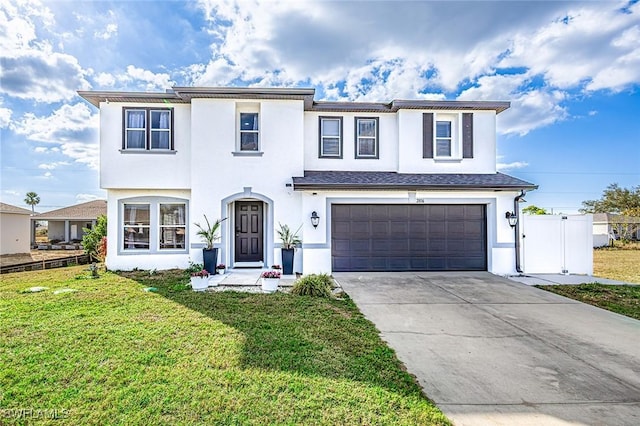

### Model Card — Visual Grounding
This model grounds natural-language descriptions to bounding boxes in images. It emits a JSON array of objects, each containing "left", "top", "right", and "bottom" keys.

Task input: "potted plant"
[
  {"left": 190, "top": 267, "right": 210, "bottom": 292},
  {"left": 277, "top": 223, "right": 302, "bottom": 275},
  {"left": 216, "top": 264, "right": 226, "bottom": 275},
  {"left": 194, "top": 215, "right": 227, "bottom": 274},
  {"left": 260, "top": 270, "right": 281, "bottom": 293}
]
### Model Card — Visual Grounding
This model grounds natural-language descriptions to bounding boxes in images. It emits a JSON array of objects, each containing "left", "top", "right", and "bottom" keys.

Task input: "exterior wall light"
[
  {"left": 310, "top": 211, "right": 320, "bottom": 228},
  {"left": 505, "top": 211, "right": 518, "bottom": 227}
]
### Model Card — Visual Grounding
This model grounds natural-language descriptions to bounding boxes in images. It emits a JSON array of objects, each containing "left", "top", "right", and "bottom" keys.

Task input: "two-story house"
[{"left": 79, "top": 87, "right": 536, "bottom": 274}]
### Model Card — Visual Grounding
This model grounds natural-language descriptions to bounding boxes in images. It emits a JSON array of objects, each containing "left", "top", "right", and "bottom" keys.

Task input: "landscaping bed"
[{"left": 0, "top": 266, "right": 449, "bottom": 425}]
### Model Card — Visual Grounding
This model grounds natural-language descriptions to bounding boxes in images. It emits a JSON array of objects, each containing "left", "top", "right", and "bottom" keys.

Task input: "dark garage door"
[{"left": 331, "top": 204, "right": 487, "bottom": 272}]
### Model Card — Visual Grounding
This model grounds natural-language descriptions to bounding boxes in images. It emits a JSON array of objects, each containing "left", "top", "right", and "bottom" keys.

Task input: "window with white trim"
[
  {"left": 120, "top": 199, "right": 188, "bottom": 253},
  {"left": 436, "top": 120, "right": 452, "bottom": 157},
  {"left": 123, "top": 204, "right": 150, "bottom": 250},
  {"left": 123, "top": 108, "right": 173, "bottom": 150},
  {"left": 355, "top": 117, "right": 379, "bottom": 159},
  {"left": 159, "top": 203, "right": 186, "bottom": 250},
  {"left": 319, "top": 116, "right": 342, "bottom": 158},
  {"left": 433, "top": 113, "right": 459, "bottom": 159},
  {"left": 239, "top": 112, "right": 259, "bottom": 151}
]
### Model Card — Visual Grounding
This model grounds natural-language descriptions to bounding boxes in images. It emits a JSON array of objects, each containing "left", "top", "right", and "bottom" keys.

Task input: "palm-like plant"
[
  {"left": 277, "top": 223, "right": 302, "bottom": 249},
  {"left": 194, "top": 215, "right": 227, "bottom": 249},
  {"left": 24, "top": 191, "right": 40, "bottom": 213}
]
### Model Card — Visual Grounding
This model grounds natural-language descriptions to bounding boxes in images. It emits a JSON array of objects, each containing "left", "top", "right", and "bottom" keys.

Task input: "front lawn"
[
  {"left": 536, "top": 284, "right": 640, "bottom": 320},
  {"left": 0, "top": 266, "right": 449, "bottom": 425}
]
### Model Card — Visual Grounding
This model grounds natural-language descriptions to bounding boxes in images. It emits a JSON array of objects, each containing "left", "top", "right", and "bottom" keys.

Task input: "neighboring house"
[
  {"left": 0, "top": 202, "right": 32, "bottom": 255},
  {"left": 593, "top": 213, "right": 640, "bottom": 247},
  {"left": 78, "top": 87, "right": 536, "bottom": 274},
  {"left": 33, "top": 200, "right": 107, "bottom": 243}
]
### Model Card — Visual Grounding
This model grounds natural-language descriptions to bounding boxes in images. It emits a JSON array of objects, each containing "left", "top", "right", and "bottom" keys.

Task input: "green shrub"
[{"left": 291, "top": 274, "right": 333, "bottom": 298}]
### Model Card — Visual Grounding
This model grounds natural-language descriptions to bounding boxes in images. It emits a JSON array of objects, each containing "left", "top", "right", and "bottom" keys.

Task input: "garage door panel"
[{"left": 332, "top": 204, "right": 486, "bottom": 272}]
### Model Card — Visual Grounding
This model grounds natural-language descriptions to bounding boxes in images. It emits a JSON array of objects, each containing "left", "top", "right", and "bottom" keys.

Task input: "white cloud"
[
  {"left": 123, "top": 65, "right": 174, "bottom": 91},
  {"left": 11, "top": 103, "right": 99, "bottom": 169},
  {"left": 38, "top": 161, "right": 70, "bottom": 170},
  {"left": 497, "top": 161, "right": 529, "bottom": 171},
  {"left": 94, "top": 72, "right": 116, "bottom": 87},
  {"left": 76, "top": 193, "right": 103, "bottom": 203},
  {"left": 94, "top": 23, "right": 117, "bottom": 40},
  {"left": 0, "top": 106, "right": 11, "bottom": 128},
  {"left": 0, "top": 0, "right": 91, "bottom": 103}
]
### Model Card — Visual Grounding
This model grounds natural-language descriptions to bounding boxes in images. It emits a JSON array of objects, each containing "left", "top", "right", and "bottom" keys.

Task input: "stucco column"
[{"left": 64, "top": 220, "right": 70, "bottom": 243}]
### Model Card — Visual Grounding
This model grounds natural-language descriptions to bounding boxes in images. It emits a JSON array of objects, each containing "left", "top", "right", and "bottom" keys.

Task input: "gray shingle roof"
[
  {"left": 292, "top": 171, "right": 537, "bottom": 191},
  {"left": 0, "top": 202, "right": 33, "bottom": 215},
  {"left": 36, "top": 200, "right": 107, "bottom": 220},
  {"left": 593, "top": 213, "right": 640, "bottom": 224}
]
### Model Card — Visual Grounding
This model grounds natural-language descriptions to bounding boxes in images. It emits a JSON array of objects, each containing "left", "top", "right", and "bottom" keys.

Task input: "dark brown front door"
[{"left": 235, "top": 201, "right": 263, "bottom": 262}]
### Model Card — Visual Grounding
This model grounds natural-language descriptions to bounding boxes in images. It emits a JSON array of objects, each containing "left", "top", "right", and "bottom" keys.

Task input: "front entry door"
[{"left": 235, "top": 201, "right": 264, "bottom": 263}]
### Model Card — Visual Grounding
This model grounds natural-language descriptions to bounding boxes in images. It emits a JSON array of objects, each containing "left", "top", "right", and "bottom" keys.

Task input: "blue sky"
[{"left": 1, "top": 0, "right": 638, "bottom": 213}]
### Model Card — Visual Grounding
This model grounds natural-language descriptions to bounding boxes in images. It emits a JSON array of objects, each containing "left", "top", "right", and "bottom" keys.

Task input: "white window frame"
[
  {"left": 319, "top": 116, "right": 343, "bottom": 158},
  {"left": 158, "top": 203, "right": 186, "bottom": 251},
  {"left": 123, "top": 203, "right": 151, "bottom": 251},
  {"left": 433, "top": 113, "right": 461, "bottom": 159},
  {"left": 124, "top": 109, "right": 147, "bottom": 150},
  {"left": 119, "top": 198, "right": 189, "bottom": 255},
  {"left": 355, "top": 117, "right": 379, "bottom": 159},
  {"left": 236, "top": 104, "right": 261, "bottom": 153}
]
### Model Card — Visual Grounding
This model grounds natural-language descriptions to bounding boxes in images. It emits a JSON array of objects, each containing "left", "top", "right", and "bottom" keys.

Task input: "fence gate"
[{"left": 521, "top": 215, "right": 593, "bottom": 275}]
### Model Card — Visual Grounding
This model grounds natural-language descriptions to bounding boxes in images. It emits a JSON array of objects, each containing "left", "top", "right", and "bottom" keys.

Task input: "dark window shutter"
[
  {"left": 462, "top": 113, "right": 473, "bottom": 158},
  {"left": 423, "top": 113, "right": 433, "bottom": 158}
]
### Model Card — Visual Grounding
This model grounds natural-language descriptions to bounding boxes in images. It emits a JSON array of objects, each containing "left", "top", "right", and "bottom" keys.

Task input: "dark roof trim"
[
  {"left": 310, "top": 100, "right": 510, "bottom": 114},
  {"left": 78, "top": 87, "right": 510, "bottom": 113},
  {"left": 292, "top": 171, "right": 537, "bottom": 191}
]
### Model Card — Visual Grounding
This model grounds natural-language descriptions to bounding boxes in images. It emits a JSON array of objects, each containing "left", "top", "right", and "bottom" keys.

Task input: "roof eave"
[{"left": 293, "top": 184, "right": 538, "bottom": 191}]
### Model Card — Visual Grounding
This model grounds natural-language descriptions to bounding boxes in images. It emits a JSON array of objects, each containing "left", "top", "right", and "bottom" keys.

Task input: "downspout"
[{"left": 514, "top": 190, "right": 526, "bottom": 273}]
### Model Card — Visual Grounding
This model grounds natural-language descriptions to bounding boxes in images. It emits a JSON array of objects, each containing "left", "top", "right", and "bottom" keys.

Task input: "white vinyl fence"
[{"left": 521, "top": 214, "right": 593, "bottom": 275}]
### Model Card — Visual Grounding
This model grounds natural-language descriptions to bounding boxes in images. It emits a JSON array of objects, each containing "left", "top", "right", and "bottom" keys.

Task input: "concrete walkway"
[
  {"left": 507, "top": 273, "right": 634, "bottom": 286},
  {"left": 334, "top": 272, "right": 640, "bottom": 426}
]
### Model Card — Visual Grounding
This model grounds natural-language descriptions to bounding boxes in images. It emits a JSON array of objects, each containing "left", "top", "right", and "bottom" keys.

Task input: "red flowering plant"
[
  {"left": 191, "top": 269, "right": 210, "bottom": 278},
  {"left": 260, "top": 270, "right": 281, "bottom": 279}
]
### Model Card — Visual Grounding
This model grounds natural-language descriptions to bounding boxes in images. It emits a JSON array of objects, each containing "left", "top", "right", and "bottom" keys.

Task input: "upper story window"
[
  {"left": 319, "top": 116, "right": 343, "bottom": 158},
  {"left": 436, "top": 120, "right": 452, "bottom": 157},
  {"left": 123, "top": 108, "right": 173, "bottom": 151},
  {"left": 355, "top": 117, "right": 379, "bottom": 159},
  {"left": 423, "top": 112, "right": 473, "bottom": 160},
  {"left": 239, "top": 112, "right": 259, "bottom": 151}
]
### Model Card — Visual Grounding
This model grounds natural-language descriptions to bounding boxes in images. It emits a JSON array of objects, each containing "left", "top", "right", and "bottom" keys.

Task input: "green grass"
[
  {"left": 536, "top": 283, "right": 640, "bottom": 320},
  {"left": 0, "top": 266, "right": 449, "bottom": 425}
]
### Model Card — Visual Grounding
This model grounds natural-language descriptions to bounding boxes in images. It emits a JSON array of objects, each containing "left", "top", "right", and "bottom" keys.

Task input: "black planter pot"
[
  {"left": 281, "top": 248, "right": 295, "bottom": 275},
  {"left": 202, "top": 248, "right": 218, "bottom": 274}
]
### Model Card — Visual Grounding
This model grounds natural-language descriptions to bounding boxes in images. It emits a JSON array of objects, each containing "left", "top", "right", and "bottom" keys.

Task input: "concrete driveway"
[{"left": 334, "top": 272, "right": 640, "bottom": 426}]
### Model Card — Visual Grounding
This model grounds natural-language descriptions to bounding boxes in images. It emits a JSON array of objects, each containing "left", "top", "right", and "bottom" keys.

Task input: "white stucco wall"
[
  {"left": 100, "top": 102, "right": 191, "bottom": 189},
  {"left": 397, "top": 110, "right": 497, "bottom": 174},
  {"left": 0, "top": 212, "right": 31, "bottom": 255},
  {"left": 304, "top": 112, "right": 398, "bottom": 171}
]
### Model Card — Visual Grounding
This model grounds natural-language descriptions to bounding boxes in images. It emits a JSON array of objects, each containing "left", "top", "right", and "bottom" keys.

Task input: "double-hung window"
[
  {"left": 159, "top": 204, "right": 186, "bottom": 250},
  {"left": 435, "top": 120, "right": 452, "bottom": 157},
  {"left": 319, "top": 117, "right": 342, "bottom": 158},
  {"left": 123, "top": 108, "right": 173, "bottom": 151},
  {"left": 355, "top": 117, "right": 379, "bottom": 159},
  {"left": 123, "top": 204, "right": 150, "bottom": 250},
  {"left": 239, "top": 112, "right": 259, "bottom": 151}
]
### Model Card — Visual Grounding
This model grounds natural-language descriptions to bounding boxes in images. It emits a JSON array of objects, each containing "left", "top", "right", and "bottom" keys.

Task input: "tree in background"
[
  {"left": 522, "top": 205, "right": 548, "bottom": 215},
  {"left": 580, "top": 184, "right": 640, "bottom": 214},
  {"left": 24, "top": 191, "right": 40, "bottom": 213},
  {"left": 82, "top": 215, "right": 107, "bottom": 262}
]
